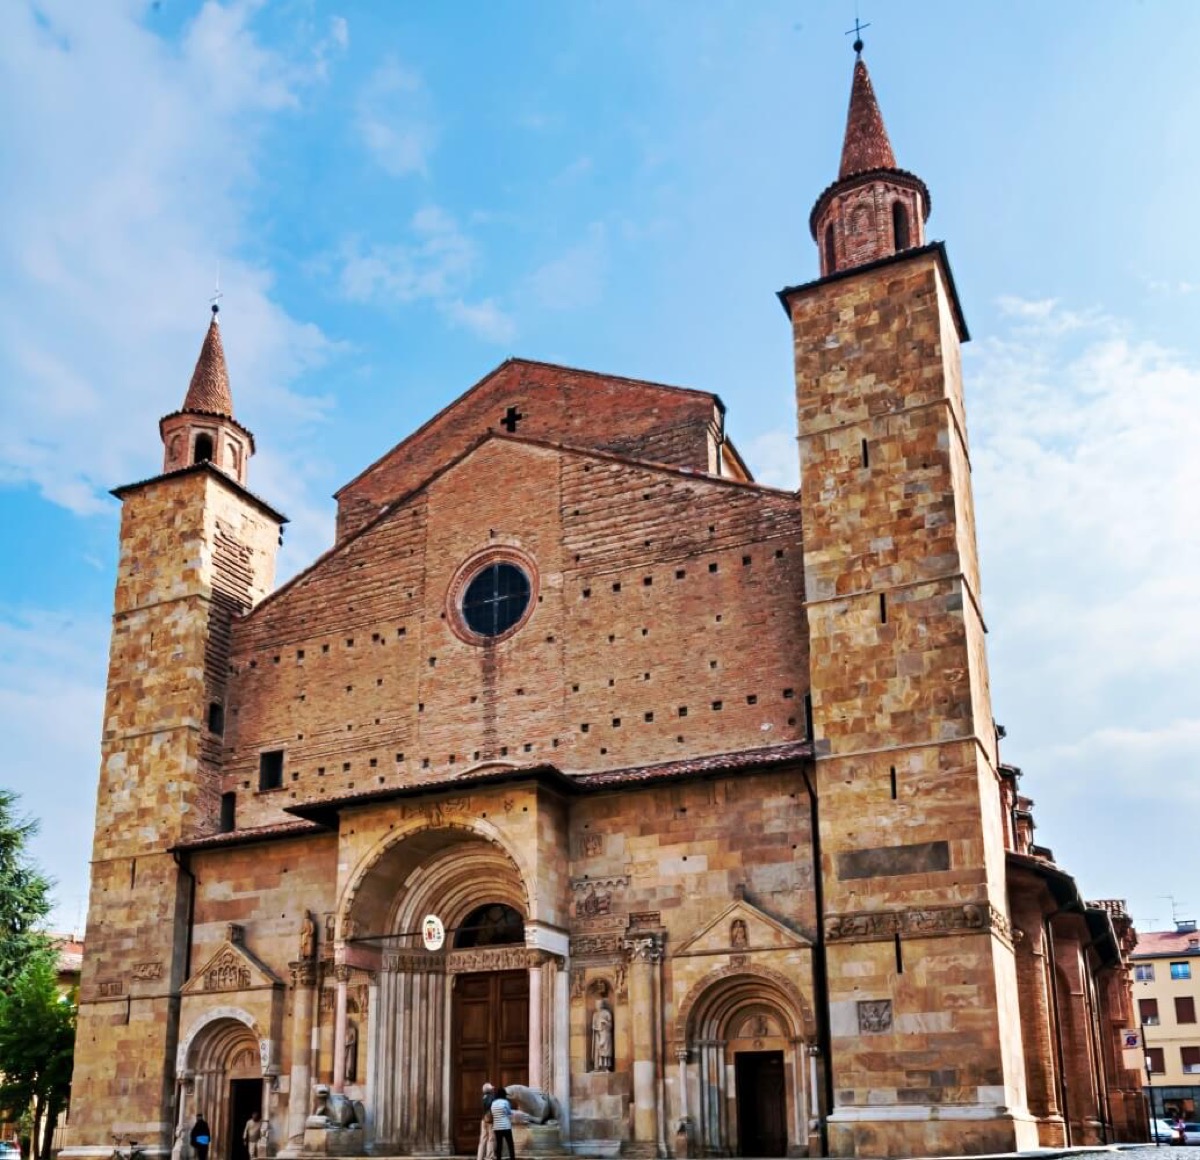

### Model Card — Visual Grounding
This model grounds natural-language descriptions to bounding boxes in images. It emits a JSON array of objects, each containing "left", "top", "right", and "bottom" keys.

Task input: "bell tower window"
[
  {"left": 892, "top": 201, "right": 910, "bottom": 251},
  {"left": 823, "top": 223, "right": 836, "bottom": 274},
  {"left": 193, "top": 433, "right": 214, "bottom": 464}
]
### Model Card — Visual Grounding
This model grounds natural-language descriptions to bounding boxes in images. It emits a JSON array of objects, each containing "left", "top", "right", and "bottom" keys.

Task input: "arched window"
[
  {"left": 193, "top": 433, "right": 214, "bottom": 464},
  {"left": 453, "top": 903, "right": 524, "bottom": 948},
  {"left": 892, "top": 201, "right": 910, "bottom": 251},
  {"left": 823, "top": 223, "right": 836, "bottom": 274}
]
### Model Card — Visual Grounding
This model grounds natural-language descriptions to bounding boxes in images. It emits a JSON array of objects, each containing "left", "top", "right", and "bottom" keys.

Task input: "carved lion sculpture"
[
  {"left": 503, "top": 1085, "right": 558, "bottom": 1124},
  {"left": 310, "top": 1083, "right": 364, "bottom": 1129}
]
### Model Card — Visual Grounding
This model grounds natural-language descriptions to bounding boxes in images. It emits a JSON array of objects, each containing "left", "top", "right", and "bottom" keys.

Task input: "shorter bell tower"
[
  {"left": 159, "top": 304, "right": 255, "bottom": 484},
  {"left": 66, "top": 310, "right": 283, "bottom": 1159}
]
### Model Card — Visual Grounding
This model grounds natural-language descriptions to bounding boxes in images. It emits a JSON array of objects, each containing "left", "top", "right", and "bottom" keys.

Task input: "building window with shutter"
[
  {"left": 1135, "top": 963, "right": 1155, "bottom": 982},
  {"left": 1172, "top": 961, "right": 1193, "bottom": 980},
  {"left": 1183, "top": 1046, "right": 1200, "bottom": 1074},
  {"left": 1177, "top": 997, "right": 1197, "bottom": 1024},
  {"left": 1146, "top": 1047, "right": 1166, "bottom": 1074},
  {"left": 1140, "top": 997, "right": 1160, "bottom": 1025}
]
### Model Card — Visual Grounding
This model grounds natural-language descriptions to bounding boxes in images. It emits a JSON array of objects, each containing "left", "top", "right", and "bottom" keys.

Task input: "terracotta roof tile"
[
  {"left": 839, "top": 57, "right": 896, "bottom": 179},
  {"left": 183, "top": 314, "right": 234, "bottom": 417},
  {"left": 1133, "top": 928, "right": 1200, "bottom": 957}
]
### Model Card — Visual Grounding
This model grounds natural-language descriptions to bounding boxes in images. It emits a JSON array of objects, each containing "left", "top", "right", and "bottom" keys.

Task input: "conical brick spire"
[
  {"left": 182, "top": 307, "right": 234, "bottom": 417},
  {"left": 809, "top": 52, "right": 929, "bottom": 277},
  {"left": 160, "top": 306, "right": 254, "bottom": 485},
  {"left": 838, "top": 57, "right": 896, "bottom": 179}
]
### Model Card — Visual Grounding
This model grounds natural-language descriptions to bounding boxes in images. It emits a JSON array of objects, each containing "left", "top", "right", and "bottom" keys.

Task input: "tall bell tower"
[
  {"left": 782, "top": 47, "right": 1038, "bottom": 1156},
  {"left": 65, "top": 310, "right": 284, "bottom": 1158}
]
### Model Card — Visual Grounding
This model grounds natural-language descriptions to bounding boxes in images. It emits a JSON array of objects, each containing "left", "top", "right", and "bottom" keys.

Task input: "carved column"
[
  {"left": 529, "top": 955, "right": 545, "bottom": 1090},
  {"left": 624, "top": 934, "right": 663, "bottom": 1151},
  {"left": 553, "top": 960, "right": 570, "bottom": 1134},
  {"left": 333, "top": 964, "right": 351, "bottom": 1093},
  {"left": 286, "top": 960, "right": 318, "bottom": 1150},
  {"left": 364, "top": 972, "right": 379, "bottom": 1141}
]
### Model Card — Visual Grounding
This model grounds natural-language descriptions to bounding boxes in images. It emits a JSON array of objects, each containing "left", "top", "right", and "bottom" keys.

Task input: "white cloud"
[
  {"left": 967, "top": 298, "right": 1200, "bottom": 919},
  {"left": 0, "top": 607, "right": 110, "bottom": 932},
  {"left": 743, "top": 430, "right": 798, "bottom": 490},
  {"left": 443, "top": 298, "right": 517, "bottom": 344},
  {"left": 525, "top": 222, "right": 609, "bottom": 311},
  {"left": 0, "top": 1, "right": 338, "bottom": 519},
  {"left": 334, "top": 207, "right": 515, "bottom": 344},
  {"left": 357, "top": 57, "right": 437, "bottom": 178}
]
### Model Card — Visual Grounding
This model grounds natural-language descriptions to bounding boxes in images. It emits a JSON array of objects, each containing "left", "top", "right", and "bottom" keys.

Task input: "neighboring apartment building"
[{"left": 1133, "top": 921, "right": 1200, "bottom": 1119}]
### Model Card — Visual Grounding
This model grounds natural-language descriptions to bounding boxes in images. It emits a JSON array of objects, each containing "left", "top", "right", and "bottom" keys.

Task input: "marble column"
[
  {"left": 364, "top": 971, "right": 379, "bottom": 1141},
  {"left": 552, "top": 960, "right": 570, "bottom": 1134},
  {"left": 285, "top": 959, "right": 318, "bottom": 1151},
  {"left": 332, "top": 964, "right": 351, "bottom": 1093},
  {"left": 529, "top": 956, "right": 545, "bottom": 1091},
  {"left": 624, "top": 934, "right": 663, "bottom": 1151}
]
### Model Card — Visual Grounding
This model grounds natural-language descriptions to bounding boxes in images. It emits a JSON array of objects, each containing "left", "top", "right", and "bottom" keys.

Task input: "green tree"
[
  {"left": 0, "top": 788, "right": 53, "bottom": 987},
  {"left": 0, "top": 952, "right": 76, "bottom": 1160}
]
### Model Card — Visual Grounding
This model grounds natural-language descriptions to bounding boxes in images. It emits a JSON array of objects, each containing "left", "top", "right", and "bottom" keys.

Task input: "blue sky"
[{"left": 3, "top": 1, "right": 1199, "bottom": 937}]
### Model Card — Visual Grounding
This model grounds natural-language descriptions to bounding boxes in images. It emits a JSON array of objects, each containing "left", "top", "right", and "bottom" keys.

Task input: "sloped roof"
[
  {"left": 182, "top": 312, "right": 234, "bottom": 417},
  {"left": 839, "top": 56, "right": 897, "bottom": 178}
]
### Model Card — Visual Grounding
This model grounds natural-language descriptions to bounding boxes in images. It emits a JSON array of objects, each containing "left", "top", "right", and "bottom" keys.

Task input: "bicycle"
[{"left": 111, "top": 1134, "right": 145, "bottom": 1160}]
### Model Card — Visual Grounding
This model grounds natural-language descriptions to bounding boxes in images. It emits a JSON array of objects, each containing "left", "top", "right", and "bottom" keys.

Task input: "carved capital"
[
  {"left": 290, "top": 960, "right": 318, "bottom": 988},
  {"left": 334, "top": 964, "right": 353, "bottom": 984},
  {"left": 623, "top": 934, "right": 663, "bottom": 964}
]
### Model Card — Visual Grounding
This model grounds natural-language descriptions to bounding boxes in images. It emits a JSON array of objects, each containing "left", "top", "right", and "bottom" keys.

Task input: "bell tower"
[
  {"left": 782, "top": 49, "right": 1038, "bottom": 1156},
  {"left": 65, "top": 312, "right": 284, "bottom": 1159}
]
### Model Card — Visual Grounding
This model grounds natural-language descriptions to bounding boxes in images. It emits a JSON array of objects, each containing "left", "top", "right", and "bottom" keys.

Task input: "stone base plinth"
[
  {"left": 299, "top": 1127, "right": 367, "bottom": 1157},
  {"left": 513, "top": 1123, "right": 568, "bottom": 1158}
]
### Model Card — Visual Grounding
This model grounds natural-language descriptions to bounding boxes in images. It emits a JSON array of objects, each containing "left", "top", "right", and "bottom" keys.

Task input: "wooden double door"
[
  {"left": 451, "top": 971, "right": 529, "bottom": 1153},
  {"left": 735, "top": 1050, "right": 787, "bottom": 1157}
]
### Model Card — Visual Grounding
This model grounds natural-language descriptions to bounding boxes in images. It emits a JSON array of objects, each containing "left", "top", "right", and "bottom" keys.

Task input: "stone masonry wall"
[
  {"left": 788, "top": 250, "right": 1033, "bottom": 1156},
  {"left": 69, "top": 469, "right": 280, "bottom": 1153}
]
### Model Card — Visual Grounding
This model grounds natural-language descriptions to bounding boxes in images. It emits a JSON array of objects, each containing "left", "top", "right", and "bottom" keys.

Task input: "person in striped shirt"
[{"left": 488, "top": 1087, "right": 516, "bottom": 1160}]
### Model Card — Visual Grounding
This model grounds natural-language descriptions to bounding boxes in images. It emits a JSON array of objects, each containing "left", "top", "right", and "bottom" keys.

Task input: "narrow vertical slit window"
[
  {"left": 879, "top": 593, "right": 888, "bottom": 624},
  {"left": 894, "top": 932, "right": 904, "bottom": 974},
  {"left": 220, "top": 792, "right": 236, "bottom": 833},
  {"left": 824, "top": 223, "right": 837, "bottom": 273},
  {"left": 861, "top": 438, "right": 870, "bottom": 469},
  {"left": 890, "top": 766, "right": 897, "bottom": 800}
]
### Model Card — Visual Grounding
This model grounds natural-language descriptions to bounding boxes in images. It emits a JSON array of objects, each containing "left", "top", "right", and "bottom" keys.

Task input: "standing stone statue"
[
  {"left": 300, "top": 910, "right": 317, "bottom": 960},
  {"left": 345, "top": 1020, "right": 359, "bottom": 1084},
  {"left": 591, "top": 1000, "right": 614, "bottom": 1072}
]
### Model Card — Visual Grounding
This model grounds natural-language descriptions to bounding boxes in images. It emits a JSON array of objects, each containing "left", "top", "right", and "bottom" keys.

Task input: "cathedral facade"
[{"left": 65, "top": 54, "right": 1142, "bottom": 1160}]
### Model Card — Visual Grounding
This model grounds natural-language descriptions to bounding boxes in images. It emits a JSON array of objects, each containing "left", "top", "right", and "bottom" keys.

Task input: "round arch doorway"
[{"left": 451, "top": 904, "right": 528, "bottom": 1154}]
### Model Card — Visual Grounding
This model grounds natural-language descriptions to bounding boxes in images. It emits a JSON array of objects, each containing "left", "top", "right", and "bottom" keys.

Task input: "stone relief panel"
[
  {"left": 857, "top": 999, "right": 892, "bottom": 1034},
  {"left": 205, "top": 950, "right": 251, "bottom": 991},
  {"left": 825, "top": 903, "right": 1012, "bottom": 944},
  {"left": 132, "top": 961, "right": 163, "bottom": 981},
  {"left": 446, "top": 946, "right": 534, "bottom": 974},
  {"left": 570, "top": 933, "right": 623, "bottom": 962}
]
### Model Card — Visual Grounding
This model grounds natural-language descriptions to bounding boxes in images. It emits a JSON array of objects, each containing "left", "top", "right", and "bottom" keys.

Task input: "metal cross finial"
[
  {"left": 210, "top": 266, "right": 223, "bottom": 318},
  {"left": 845, "top": 16, "right": 870, "bottom": 56}
]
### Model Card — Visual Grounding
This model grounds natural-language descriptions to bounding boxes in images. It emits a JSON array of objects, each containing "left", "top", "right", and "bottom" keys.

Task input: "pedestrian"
[
  {"left": 477, "top": 1083, "right": 496, "bottom": 1160},
  {"left": 489, "top": 1087, "right": 516, "bottom": 1160},
  {"left": 190, "top": 1114, "right": 212, "bottom": 1160},
  {"left": 243, "top": 1110, "right": 264, "bottom": 1160}
]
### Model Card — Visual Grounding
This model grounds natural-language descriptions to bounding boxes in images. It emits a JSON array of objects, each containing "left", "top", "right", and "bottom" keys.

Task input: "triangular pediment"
[
  {"left": 675, "top": 898, "right": 811, "bottom": 956},
  {"left": 181, "top": 928, "right": 283, "bottom": 995}
]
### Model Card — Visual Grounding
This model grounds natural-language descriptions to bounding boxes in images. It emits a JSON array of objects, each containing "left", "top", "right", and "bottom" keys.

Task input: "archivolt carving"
[
  {"left": 338, "top": 819, "right": 533, "bottom": 945},
  {"left": 674, "top": 962, "right": 816, "bottom": 1045}
]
